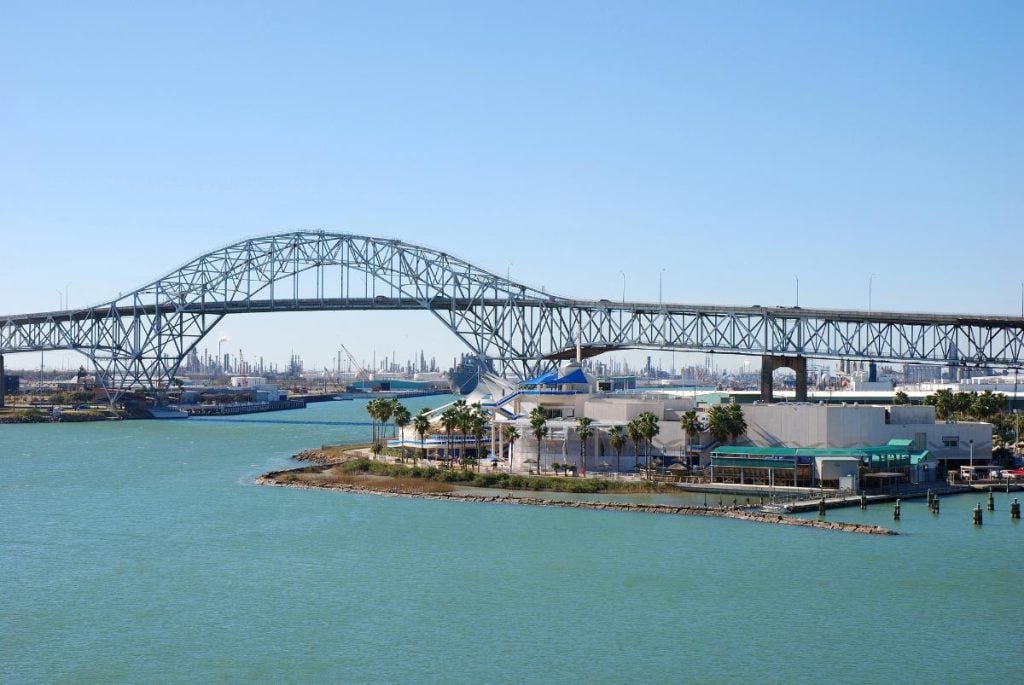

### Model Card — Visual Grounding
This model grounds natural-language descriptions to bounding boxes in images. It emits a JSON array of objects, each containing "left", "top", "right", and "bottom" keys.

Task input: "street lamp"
[
  {"left": 64, "top": 282, "right": 71, "bottom": 310},
  {"left": 869, "top": 274, "right": 876, "bottom": 313},
  {"left": 969, "top": 438, "right": 974, "bottom": 469},
  {"left": 793, "top": 275, "right": 799, "bottom": 307},
  {"left": 1019, "top": 280, "right": 1023, "bottom": 318},
  {"left": 55, "top": 289, "right": 63, "bottom": 310},
  {"left": 659, "top": 268, "right": 666, "bottom": 305},
  {"left": 619, "top": 270, "right": 626, "bottom": 304}
]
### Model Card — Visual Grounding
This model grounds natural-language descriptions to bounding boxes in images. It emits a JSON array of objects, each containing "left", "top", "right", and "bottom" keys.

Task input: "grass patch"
[{"left": 327, "top": 458, "right": 667, "bottom": 494}]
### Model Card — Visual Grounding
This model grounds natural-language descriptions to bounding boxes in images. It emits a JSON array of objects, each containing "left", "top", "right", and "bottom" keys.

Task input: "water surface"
[{"left": 2, "top": 398, "right": 1022, "bottom": 683}]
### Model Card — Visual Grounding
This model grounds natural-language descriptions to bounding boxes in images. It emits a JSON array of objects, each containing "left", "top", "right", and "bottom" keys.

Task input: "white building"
[
  {"left": 741, "top": 402, "right": 991, "bottom": 461},
  {"left": 402, "top": 361, "right": 995, "bottom": 478}
]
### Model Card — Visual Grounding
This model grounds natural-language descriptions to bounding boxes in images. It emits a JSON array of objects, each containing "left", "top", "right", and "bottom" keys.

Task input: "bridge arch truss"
[{"left": 2, "top": 231, "right": 1023, "bottom": 399}]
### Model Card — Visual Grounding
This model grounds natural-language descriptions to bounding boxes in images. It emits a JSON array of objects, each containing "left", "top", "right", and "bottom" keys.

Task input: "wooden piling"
[
  {"left": 973, "top": 503, "right": 983, "bottom": 526},
  {"left": 1011, "top": 498, "right": 1020, "bottom": 520},
  {"left": 893, "top": 499, "right": 901, "bottom": 521},
  {"left": 987, "top": 489, "right": 995, "bottom": 512}
]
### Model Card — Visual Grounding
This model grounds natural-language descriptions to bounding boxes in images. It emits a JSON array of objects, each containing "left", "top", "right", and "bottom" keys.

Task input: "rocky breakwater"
[
  {"left": 291, "top": 448, "right": 349, "bottom": 465},
  {"left": 257, "top": 473, "right": 898, "bottom": 536}
]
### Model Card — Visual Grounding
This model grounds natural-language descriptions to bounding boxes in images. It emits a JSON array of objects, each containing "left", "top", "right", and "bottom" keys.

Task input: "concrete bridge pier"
[{"left": 760, "top": 354, "right": 808, "bottom": 403}]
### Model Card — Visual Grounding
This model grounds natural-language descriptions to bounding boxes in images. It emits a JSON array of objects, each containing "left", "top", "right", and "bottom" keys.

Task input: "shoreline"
[
  {"left": 0, "top": 409, "right": 125, "bottom": 424},
  {"left": 256, "top": 464, "right": 898, "bottom": 536}
]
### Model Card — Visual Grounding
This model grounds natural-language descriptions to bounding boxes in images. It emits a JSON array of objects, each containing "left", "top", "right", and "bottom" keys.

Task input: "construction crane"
[{"left": 339, "top": 343, "right": 372, "bottom": 381}]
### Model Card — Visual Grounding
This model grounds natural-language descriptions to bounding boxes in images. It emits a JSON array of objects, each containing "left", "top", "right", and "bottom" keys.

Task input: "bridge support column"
[{"left": 760, "top": 354, "right": 808, "bottom": 403}]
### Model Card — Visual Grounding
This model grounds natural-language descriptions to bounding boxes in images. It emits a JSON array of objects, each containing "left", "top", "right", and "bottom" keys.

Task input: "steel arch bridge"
[{"left": 2, "top": 230, "right": 1023, "bottom": 400}]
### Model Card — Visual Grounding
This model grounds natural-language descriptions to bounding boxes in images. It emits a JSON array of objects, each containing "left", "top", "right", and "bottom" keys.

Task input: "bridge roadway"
[
  {"left": 1, "top": 231, "right": 1022, "bottom": 402},
  {"left": 8, "top": 298, "right": 1024, "bottom": 327}
]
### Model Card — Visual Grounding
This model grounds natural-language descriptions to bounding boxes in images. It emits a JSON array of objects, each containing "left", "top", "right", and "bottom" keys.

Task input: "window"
[{"left": 942, "top": 436, "right": 959, "bottom": 448}]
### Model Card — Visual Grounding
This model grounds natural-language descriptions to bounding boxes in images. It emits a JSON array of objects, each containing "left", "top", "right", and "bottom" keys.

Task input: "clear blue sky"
[{"left": 2, "top": 1, "right": 1021, "bottom": 374}]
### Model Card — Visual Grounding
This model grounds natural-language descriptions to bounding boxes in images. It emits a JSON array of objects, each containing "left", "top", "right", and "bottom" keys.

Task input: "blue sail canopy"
[
  {"left": 521, "top": 369, "right": 559, "bottom": 386},
  {"left": 555, "top": 368, "right": 588, "bottom": 384},
  {"left": 520, "top": 367, "right": 589, "bottom": 386}
]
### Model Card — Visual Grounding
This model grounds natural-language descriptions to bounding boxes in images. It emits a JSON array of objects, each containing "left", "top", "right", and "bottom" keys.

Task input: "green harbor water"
[{"left": 2, "top": 397, "right": 1022, "bottom": 683}]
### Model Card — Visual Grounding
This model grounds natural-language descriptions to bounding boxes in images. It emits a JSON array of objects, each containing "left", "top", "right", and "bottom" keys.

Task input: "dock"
[{"left": 672, "top": 481, "right": 987, "bottom": 512}]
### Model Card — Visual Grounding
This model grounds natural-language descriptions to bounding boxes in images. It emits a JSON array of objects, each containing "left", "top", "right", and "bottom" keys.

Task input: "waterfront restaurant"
[
  {"left": 709, "top": 447, "right": 816, "bottom": 488},
  {"left": 709, "top": 439, "right": 931, "bottom": 490}
]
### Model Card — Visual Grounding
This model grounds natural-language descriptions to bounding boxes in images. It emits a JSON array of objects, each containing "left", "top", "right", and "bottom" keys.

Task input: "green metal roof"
[
  {"left": 711, "top": 444, "right": 932, "bottom": 468},
  {"left": 711, "top": 446, "right": 800, "bottom": 457},
  {"left": 910, "top": 451, "right": 931, "bottom": 465},
  {"left": 711, "top": 446, "right": 873, "bottom": 458},
  {"left": 887, "top": 438, "right": 914, "bottom": 447}
]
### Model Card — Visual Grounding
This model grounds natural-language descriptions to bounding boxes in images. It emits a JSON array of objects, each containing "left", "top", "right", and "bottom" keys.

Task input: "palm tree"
[
  {"left": 627, "top": 419, "right": 644, "bottom": 470},
  {"left": 470, "top": 404, "right": 488, "bottom": 471},
  {"left": 412, "top": 408, "right": 431, "bottom": 465},
  {"left": 502, "top": 424, "right": 520, "bottom": 471},
  {"left": 925, "top": 389, "right": 957, "bottom": 420},
  {"left": 575, "top": 416, "right": 594, "bottom": 475},
  {"left": 529, "top": 406, "right": 548, "bottom": 474},
  {"left": 439, "top": 407, "right": 460, "bottom": 467},
  {"left": 381, "top": 398, "right": 398, "bottom": 438},
  {"left": 365, "top": 398, "right": 385, "bottom": 458},
  {"left": 726, "top": 404, "right": 747, "bottom": 444},
  {"left": 637, "top": 412, "right": 660, "bottom": 472},
  {"left": 365, "top": 398, "right": 376, "bottom": 444},
  {"left": 680, "top": 410, "right": 700, "bottom": 467},
  {"left": 608, "top": 425, "right": 625, "bottom": 474},
  {"left": 972, "top": 390, "right": 1005, "bottom": 420},
  {"left": 392, "top": 404, "right": 411, "bottom": 460},
  {"left": 458, "top": 405, "right": 475, "bottom": 465},
  {"left": 451, "top": 399, "right": 470, "bottom": 462},
  {"left": 707, "top": 404, "right": 732, "bottom": 445},
  {"left": 893, "top": 390, "right": 910, "bottom": 406},
  {"left": 953, "top": 391, "right": 974, "bottom": 417}
]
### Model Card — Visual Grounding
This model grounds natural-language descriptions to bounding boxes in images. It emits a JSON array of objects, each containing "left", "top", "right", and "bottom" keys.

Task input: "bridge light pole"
[
  {"left": 793, "top": 275, "right": 799, "bottom": 307},
  {"left": 64, "top": 282, "right": 71, "bottom": 311},
  {"left": 869, "top": 273, "right": 875, "bottom": 313},
  {"left": 659, "top": 268, "right": 666, "bottom": 305},
  {"left": 55, "top": 289, "right": 63, "bottom": 311},
  {"left": 619, "top": 271, "right": 625, "bottom": 304},
  {"left": 1019, "top": 280, "right": 1023, "bottom": 318}
]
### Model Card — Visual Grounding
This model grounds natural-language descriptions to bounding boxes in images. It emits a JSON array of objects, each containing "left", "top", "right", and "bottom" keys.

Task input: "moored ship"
[{"left": 448, "top": 354, "right": 495, "bottom": 395}]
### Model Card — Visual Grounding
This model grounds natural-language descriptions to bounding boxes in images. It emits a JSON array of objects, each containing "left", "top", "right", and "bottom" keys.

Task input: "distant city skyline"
[{"left": 2, "top": 2, "right": 1021, "bottom": 375}]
